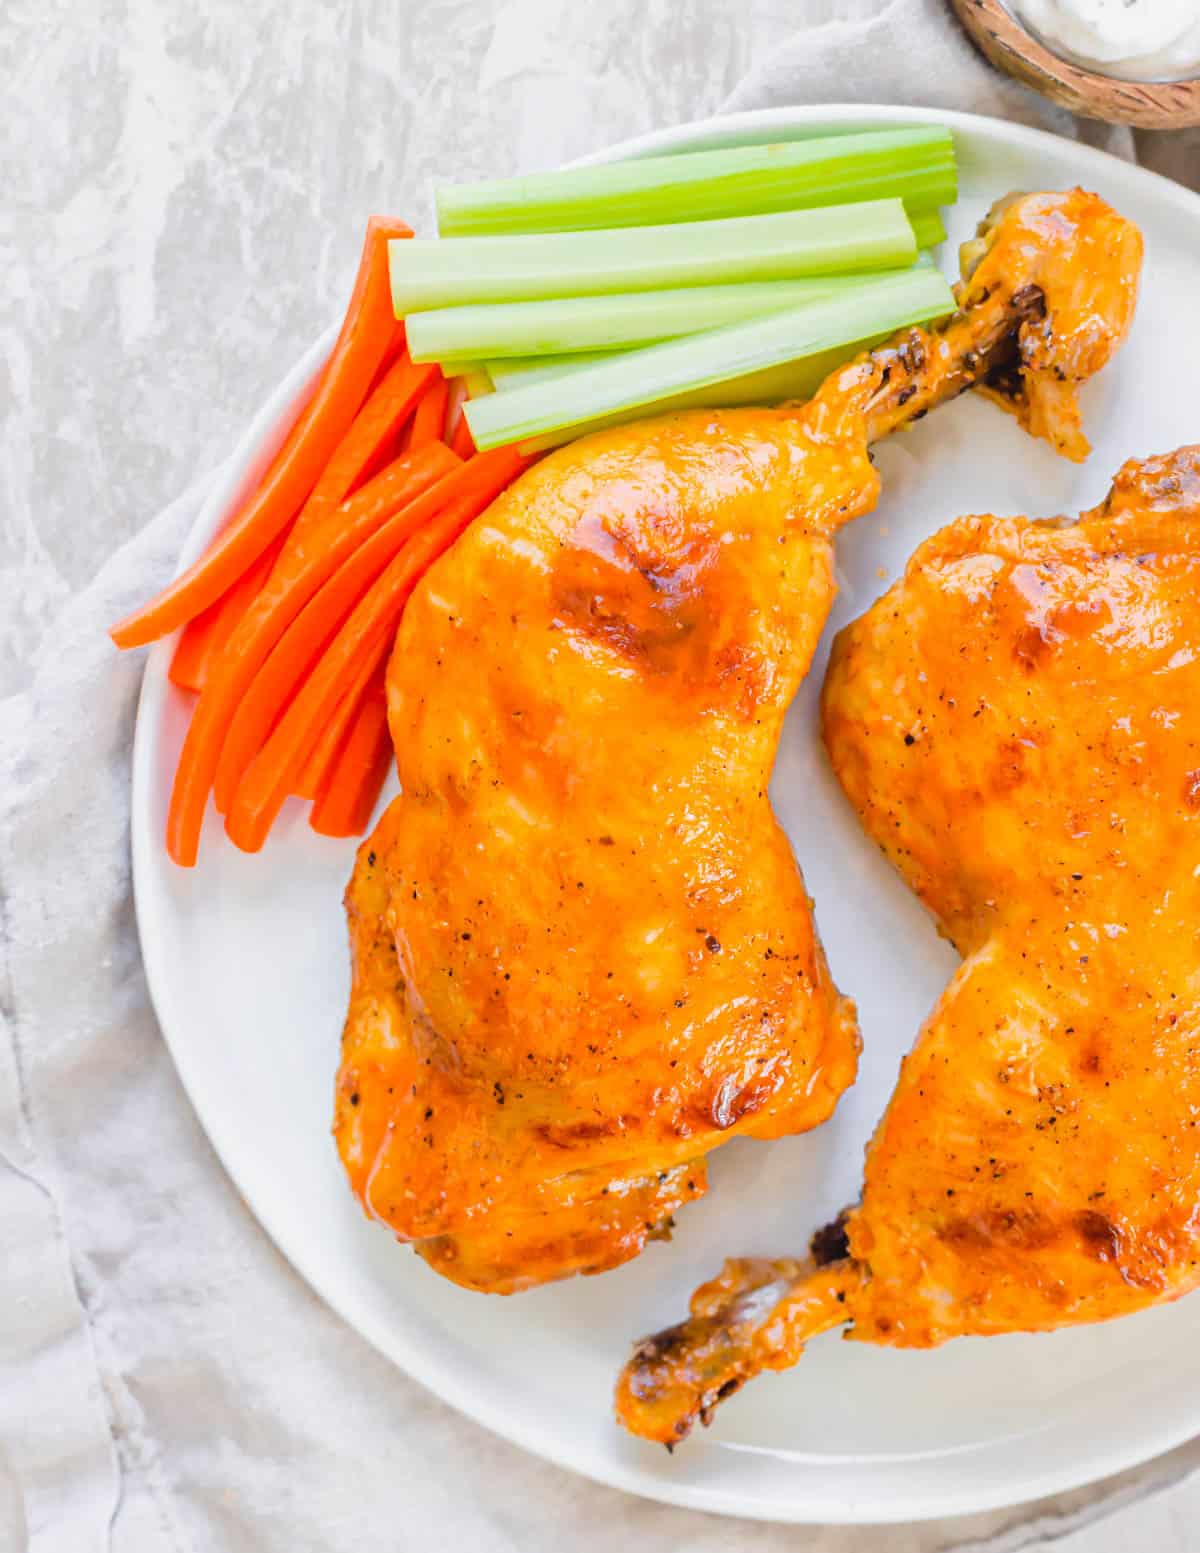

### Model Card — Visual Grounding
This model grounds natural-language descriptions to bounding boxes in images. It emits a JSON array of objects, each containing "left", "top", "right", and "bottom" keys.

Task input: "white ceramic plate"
[{"left": 133, "top": 106, "right": 1200, "bottom": 1523}]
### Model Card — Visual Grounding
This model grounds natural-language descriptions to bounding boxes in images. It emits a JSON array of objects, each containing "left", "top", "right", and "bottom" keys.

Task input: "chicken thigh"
[
  {"left": 336, "top": 190, "right": 1141, "bottom": 1296},
  {"left": 616, "top": 447, "right": 1200, "bottom": 1445}
]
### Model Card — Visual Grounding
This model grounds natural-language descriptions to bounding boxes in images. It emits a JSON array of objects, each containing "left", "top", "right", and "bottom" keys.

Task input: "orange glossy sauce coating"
[
  {"left": 826, "top": 447, "right": 1200, "bottom": 1345},
  {"left": 335, "top": 409, "right": 863, "bottom": 1293}
]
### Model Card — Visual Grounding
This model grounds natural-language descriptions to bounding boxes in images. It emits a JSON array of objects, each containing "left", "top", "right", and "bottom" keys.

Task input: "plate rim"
[{"left": 132, "top": 102, "right": 1200, "bottom": 1524}]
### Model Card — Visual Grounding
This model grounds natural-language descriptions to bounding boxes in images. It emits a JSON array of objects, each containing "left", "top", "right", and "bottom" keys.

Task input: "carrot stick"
[
  {"left": 288, "top": 352, "right": 437, "bottom": 542},
  {"left": 169, "top": 606, "right": 223, "bottom": 694},
  {"left": 168, "top": 538, "right": 284, "bottom": 692},
  {"left": 443, "top": 375, "right": 469, "bottom": 441},
  {"left": 352, "top": 408, "right": 419, "bottom": 492},
  {"left": 309, "top": 678, "right": 393, "bottom": 838},
  {"left": 166, "top": 387, "right": 321, "bottom": 675},
  {"left": 225, "top": 623, "right": 390, "bottom": 853},
  {"left": 295, "top": 646, "right": 382, "bottom": 800},
  {"left": 409, "top": 375, "right": 449, "bottom": 450},
  {"left": 111, "top": 216, "right": 412, "bottom": 648},
  {"left": 202, "top": 355, "right": 440, "bottom": 704},
  {"left": 225, "top": 446, "right": 530, "bottom": 853},
  {"left": 165, "top": 446, "right": 457, "bottom": 865},
  {"left": 440, "top": 378, "right": 468, "bottom": 441},
  {"left": 364, "top": 321, "right": 408, "bottom": 397},
  {"left": 450, "top": 415, "right": 476, "bottom": 459},
  {"left": 205, "top": 451, "right": 452, "bottom": 820},
  {"left": 210, "top": 450, "right": 474, "bottom": 815}
]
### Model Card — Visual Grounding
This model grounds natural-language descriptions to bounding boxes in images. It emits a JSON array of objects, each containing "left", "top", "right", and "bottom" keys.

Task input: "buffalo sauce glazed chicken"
[
  {"left": 334, "top": 190, "right": 1142, "bottom": 1297},
  {"left": 616, "top": 445, "right": 1200, "bottom": 1448}
]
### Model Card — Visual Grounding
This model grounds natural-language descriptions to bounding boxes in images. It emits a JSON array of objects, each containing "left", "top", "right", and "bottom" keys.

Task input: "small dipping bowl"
[{"left": 950, "top": 0, "right": 1200, "bottom": 127}]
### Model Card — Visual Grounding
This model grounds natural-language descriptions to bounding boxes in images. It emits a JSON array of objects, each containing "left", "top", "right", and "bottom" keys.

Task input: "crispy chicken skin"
[
  {"left": 336, "top": 189, "right": 1141, "bottom": 1297},
  {"left": 335, "top": 411, "right": 861, "bottom": 1295},
  {"left": 615, "top": 447, "right": 1200, "bottom": 1446}
]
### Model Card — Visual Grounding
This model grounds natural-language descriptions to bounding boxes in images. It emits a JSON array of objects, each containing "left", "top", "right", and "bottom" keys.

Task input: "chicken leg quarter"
[
  {"left": 335, "top": 190, "right": 1141, "bottom": 1296},
  {"left": 614, "top": 445, "right": 1200, "bottom": 1447}
]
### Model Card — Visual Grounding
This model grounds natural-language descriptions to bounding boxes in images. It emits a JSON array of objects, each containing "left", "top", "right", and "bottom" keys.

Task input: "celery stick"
[
  {"left": 410, "top": 259, "right": 936, "bottom": 365},
  {"left": 390, "top": 200, "right": 917, "bottom": 313},
  {"left": 436, "top": 127, "right": 955, "bottom": 235},
  {"left": 441, "top": 358, "right": 488, "bottom": 378},
  {"left": 514, "top": 341, "right": 900, "bottom": 453},
  {"left": 486, "top": 260, "right": 937, "bottom": 388},
  {"left": 463, "top": 266, "right": 953, "bottom": 453},
  {"left": 461, "top": 367, "right": 493, "bottom": 398},
  {"left": 910, "top": 209, "right": 946, "bottom": 249},
  {"left": 487, "top": 348, "right": 849, "bottom": 391},
  {"left": 408, "top": 276, "right": 869, "bottom": 363},
  {"left": 486, "top": 353, "right": 626, "bottom": 389}
]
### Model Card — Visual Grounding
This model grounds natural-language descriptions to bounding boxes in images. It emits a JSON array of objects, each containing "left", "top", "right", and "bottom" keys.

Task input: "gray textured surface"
[{"left": 6, "top": 2, "right": 1200, "bottom": 1549}]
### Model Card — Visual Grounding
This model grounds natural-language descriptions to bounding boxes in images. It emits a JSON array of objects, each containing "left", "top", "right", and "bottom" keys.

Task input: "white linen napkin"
[{"left": 5, "top": 4, "right": 1200, "bottom": 1550}]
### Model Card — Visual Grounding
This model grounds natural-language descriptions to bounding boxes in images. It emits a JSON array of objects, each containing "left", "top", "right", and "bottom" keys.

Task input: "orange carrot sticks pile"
[
  {"left": 111, "top": 217, "right": 532, "bottom": 865},
  {"left": 224, "top": 445, "right": 528, "bottom": 855}
]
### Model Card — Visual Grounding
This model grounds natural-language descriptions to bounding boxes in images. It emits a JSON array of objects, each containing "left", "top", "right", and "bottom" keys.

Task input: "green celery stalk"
[
  {"left": 512, "top": 341, "right": 900, "bottom": 453},
  {"left": 463, "top": 265, "right": 954, "bottom": 453},
  {"left": 410, "top": 258, "right": 937, "bottom": 365},
  {"left": 442, "top": 359, "right": 488, "bottom": 379},
  {"left": 390, "top": 199, "right": 918, "bottom": 313},
  {"left": 408, "top": 275, "right": 880, "bottom": 363},
  {"left": 436, "top": 127, "right": 955, "bottom": 235},
  {"left": 485, "top": 265, "right": 932, "bottom": 389},
  {"left": 460, "top": 367, "right": 493, "bottom": 398},
  {"left": 910, "top": 209, "right": 946, "bottom": 249},
  {"left": 486, "top": 352, "right": 626, "bottom": 388}
]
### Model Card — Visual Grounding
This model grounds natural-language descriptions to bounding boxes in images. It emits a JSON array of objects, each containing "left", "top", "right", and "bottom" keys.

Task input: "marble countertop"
[{"left": 6, "top": 2, "right": 1200, "bottom": 1549}]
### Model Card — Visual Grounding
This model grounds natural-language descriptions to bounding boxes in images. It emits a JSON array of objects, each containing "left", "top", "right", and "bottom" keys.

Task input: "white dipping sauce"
[{"left": 1016, "top": 0, "right": 1200, "bottom": 80}]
